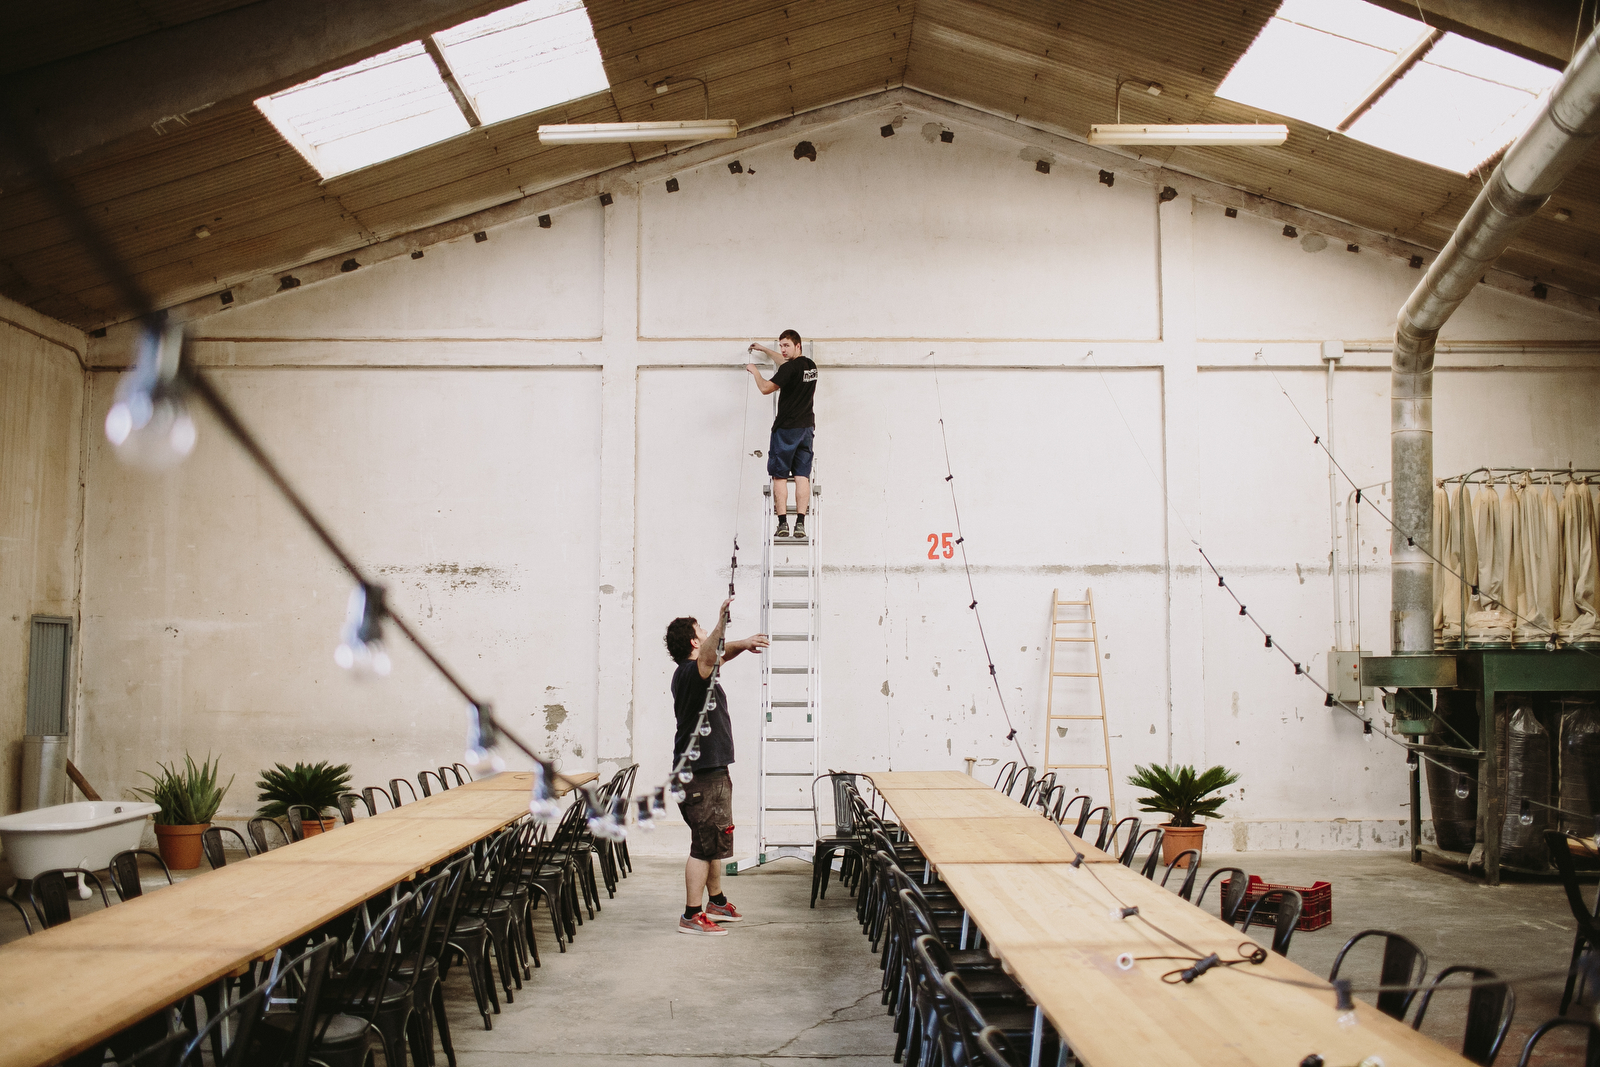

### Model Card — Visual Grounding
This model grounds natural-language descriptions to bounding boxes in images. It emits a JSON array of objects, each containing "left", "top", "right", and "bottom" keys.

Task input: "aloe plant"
[
  {"left": 134, "top": 754, "right": 233, "bottom": 826},
  {"left": 1126, "top": 763, "right": 1240, "bottom": 828},
  {"left": 256, "top": 761, "right": 353, "bottom": 818}
]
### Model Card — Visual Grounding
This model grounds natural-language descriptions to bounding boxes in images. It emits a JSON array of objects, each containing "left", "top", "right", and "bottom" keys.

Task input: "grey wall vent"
[{"left": 26, "top": 615, "right": 72, "bottom": 735}]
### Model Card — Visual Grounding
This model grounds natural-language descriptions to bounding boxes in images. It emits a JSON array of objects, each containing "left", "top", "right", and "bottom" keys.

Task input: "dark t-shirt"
[
  {"left": 671, "top": 658, "right": 735, "bottom": 770},
  {"left": 771, "top": 356, "right": 817, "bottom": 430}
]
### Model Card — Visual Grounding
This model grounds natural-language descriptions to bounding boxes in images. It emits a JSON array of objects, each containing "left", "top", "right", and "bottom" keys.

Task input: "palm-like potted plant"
[
  {"left": 134, "top": 754, "right": 232, "bottom": 869},
  {"left": 1127, "top": 763, "right": 1239, "bottom": 867},
  {"left": 256, "top": 761, "right": 353, "bottom": 837}
]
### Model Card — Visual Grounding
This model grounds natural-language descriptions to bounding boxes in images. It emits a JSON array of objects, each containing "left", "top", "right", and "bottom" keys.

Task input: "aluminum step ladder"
[{"left": 731, "top": 481, "right": 821, "bottom": 872}]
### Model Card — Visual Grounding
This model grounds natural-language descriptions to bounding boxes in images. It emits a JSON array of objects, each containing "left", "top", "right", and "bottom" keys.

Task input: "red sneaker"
[
  {"left": 704, "top": 899, "right": 743, "bottom": 922},
  {"left": 677, "top": 912, "right": 727, "bottom": 936}
]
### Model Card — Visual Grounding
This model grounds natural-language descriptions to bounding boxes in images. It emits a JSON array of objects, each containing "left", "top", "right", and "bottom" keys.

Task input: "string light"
[
  {"left": 104, "top": 320, "right": 197, "bottom": 470},
  {"left": 334, "top": 581, "right": 391, "bottom": 677}
]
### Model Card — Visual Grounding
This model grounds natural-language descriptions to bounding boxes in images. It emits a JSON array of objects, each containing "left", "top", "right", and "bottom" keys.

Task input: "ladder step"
[
  {"left": 1049, "top": 715, "right": 1105, "bottom": 720},
  {"left": 772, "top": 667, "right": 812, "bottom": 674},
  {"left": 1052, "top": 637, "right": 1095, "bottom": 642},
  {"left": 1051, "top": 764, "right": 1110, "bottom": 769},
  {"left": 771, "top": 700, "right": 811, "bottom": 707},
  {"left": 774, "top": 568, "right": 809, "bottom": 577},
  {"left": 773, "top": 634, "right": 813, "bottom": 641},
  {"left": 1051, "top": 672, "right": 1099, "bottom": 677},
  {"left": 764, "top": 771, "right": 814, "bottom": 777},
  {"left": 762, "top": 807, "right": 817, "bottom": 812},
  {"left": 772, "top": 600, "right": 812, "bottom": 609},
  {"left": 1056, "top": 600, "right": 1091, "bottom": 606},
  {"left": 766, "top": 736, "right": 814, "bottom": 742}
]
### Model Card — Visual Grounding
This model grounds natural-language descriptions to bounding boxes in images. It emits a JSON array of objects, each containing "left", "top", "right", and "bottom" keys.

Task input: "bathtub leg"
[{"left": 76, "top": 872, "right": 90, "bottom": 900}]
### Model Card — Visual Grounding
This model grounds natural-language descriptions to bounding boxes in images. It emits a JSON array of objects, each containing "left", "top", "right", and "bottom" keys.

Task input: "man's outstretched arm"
[
  {"left": 723, "top": 633, "right": 769, "bottom": 663},
  {"left": 697, "top": 598, "right": 732, "bottom": 678}
]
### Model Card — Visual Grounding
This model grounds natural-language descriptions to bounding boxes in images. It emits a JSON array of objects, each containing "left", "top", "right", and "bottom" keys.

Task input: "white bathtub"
[{"left": 0, "top": 801, "right": 160, "bottom": 884}]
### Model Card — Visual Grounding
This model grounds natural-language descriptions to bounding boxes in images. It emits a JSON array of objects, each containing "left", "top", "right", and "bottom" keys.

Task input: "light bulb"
[
  {"left": 1455, "top": 776, "right": 1470, "bottom": 800},
  {"left": 698, "top": 723, "right": 712, "bottom": 736},
  {"left": 678, "top": 768, "right": 694, "bottom": 783},
  {"left": 1115, "top": 953, "right": 1134, "bottom": 971},
  {"left": 648, "top": 787, "right": 668, "bottom": 817},
  {"left": 105, "top": 321, "right": 197, "bottom": 471},
  {"left": 635, "top": 795, "right": 656, "bottom": 829},
  {"left": 1334, "top": 978, "right": 1356, "bottom": 1029},
  {"left": 463, "top": 702, "right": 504, "bottom": 773},
  {"left": 527, "top": 759, "right": 563, "bottom": 822},
  {"left": 686, "top": 745, "right": 701, "bottom": 761},
  {"left": 669, "top": 784, "right": 687, "bottom": 803},
  {"left": 1519, "top": 798, "right": 1534, "bottom": 826},
  {"left": 335, "top": 582, "right": 390, "bottom": 679}
]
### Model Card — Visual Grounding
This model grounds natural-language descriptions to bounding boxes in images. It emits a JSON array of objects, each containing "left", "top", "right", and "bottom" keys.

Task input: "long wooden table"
[
  {"left": 865, "top": 771, "right": 1468, "bottom": 1067},
  {"left": 0, "top": 771, "right": 544, "bottom": 1067}
]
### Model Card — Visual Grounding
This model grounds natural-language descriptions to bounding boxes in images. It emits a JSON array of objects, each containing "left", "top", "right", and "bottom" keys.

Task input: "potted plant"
[
  {"left": 256, "top": 761, "right": 353, "bottom": 837},
  {"left": 134, "top": 754, "right": 232, "bottom": 870},
  {"left": 1127, "top": 763, "right": 1240, "bottom": 868}
]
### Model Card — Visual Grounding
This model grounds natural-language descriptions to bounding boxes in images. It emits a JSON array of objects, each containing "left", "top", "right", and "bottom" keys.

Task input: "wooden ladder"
[{"left": 1043, "top": 588, "right": 1114, "bottom": 811}]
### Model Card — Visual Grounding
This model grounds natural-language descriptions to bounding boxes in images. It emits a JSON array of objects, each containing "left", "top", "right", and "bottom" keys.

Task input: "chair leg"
[
  {"left": 432, "top": 980, "right": 456, "bottom": 1067},
  {"left": 1562, "top": 932, "right": 1588, "bottom": 1014}
]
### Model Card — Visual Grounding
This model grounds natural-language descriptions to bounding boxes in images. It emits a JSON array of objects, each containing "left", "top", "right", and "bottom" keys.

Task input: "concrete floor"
[{"left": 2, "top": 848, "right": 1597, "bottom": 1065}]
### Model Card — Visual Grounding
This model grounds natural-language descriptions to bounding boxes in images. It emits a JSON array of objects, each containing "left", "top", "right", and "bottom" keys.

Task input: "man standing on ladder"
[
  {"left": 665, "top": 600, "right": 768, "bottom": 935},
  {"left": 746, "top": 330, "right": 817, "bottom": 539}
]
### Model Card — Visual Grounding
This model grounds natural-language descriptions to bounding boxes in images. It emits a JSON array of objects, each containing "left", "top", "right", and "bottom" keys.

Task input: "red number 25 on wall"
[{"left": 926, "top": 533, "right": 955, "bottom": 560}]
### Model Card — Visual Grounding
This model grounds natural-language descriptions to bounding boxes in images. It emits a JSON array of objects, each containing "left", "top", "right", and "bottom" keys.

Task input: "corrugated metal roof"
[{"left": 1, "top": 0, "right": 1596, "bottom": 329}]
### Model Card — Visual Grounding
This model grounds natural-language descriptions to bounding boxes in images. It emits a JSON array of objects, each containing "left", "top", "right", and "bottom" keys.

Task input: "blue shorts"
[{"left": 767, "top": 427, "right": 814, "bottom": 478}]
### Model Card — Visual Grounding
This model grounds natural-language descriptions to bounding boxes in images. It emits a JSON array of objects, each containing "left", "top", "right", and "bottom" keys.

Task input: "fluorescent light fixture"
[
  {"left": 1088, "top": 124, "right": 1288, "bottom": 146},
  {"left": 538, "top": 119, "right": 738, "bottom": 144}
]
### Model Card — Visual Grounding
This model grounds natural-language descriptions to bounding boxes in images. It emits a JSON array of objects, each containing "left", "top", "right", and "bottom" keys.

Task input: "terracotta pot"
[
  {"left": 300, "top": 817, "right": 338, "bottom": 838},
  {"left": 1160, "top": 822, "right": 1205, "bottom": 867},
  {"left": 153, "top": 823, "right": 210, "bottom": 870}
]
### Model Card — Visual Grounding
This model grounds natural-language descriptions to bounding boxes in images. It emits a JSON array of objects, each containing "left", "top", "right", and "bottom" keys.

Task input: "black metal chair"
[
  {"left": 178, "top": 974, "right": 270, "bottom": 1067},
  {"left": 1034, "top": 782, "right": 1064, "bottom": 819},
  {"left": 992, "top": 760, "right": 1018, "bottom": 791},
  {"left": 286, "top": 804, "right": 327, "bottom": 841},
  {"left": 255, "top": 937, "right": 338, "bottom": 1067},
  {"left": 3, "top": 894, "right": 33, "bottom": 935},
  {"left": 390, "top": 778, "right": 420, "bottom": 807},
  {"left": 109, "top": 1028, "right": 191, "bottom": 1067},
  {"left": 337, "top": 793, "right": 374, "bottom": 825},
  {"left": 1240, "top": 888, "right": 1301, "bottom": 956},
  {"left": 451, "top": 763, "right": 474, "bottom": 784},
  {"left": 1126, "top": 826, "right": 1164, "bottom": 876},
  {"left": 1195, "top": 866, "right": 1251, "bottom": 925},
  {"left": 440, "top": 766, "right": 467, "bottom": 788},
  {"left": 811, "top": 772, "right": 868, "bottom": 907},
  {"left": 109, "top": 849, "right": 173, "bottom": 899},
  {"left": 1547, "top": 828, "right": 1600, "bottom": 1014},
  {"left": 365, "top": 785, "right": 398, "bottom": 813},
  {"left": 1052, "top": 792, "right": 1090, "bottom": 829},
  {"left": 975, "top": 1024, "right": 1025, "bottom": 1067},
  {"left": 418, "top": 770, "right": 449, "bottom": 797},
  {"left": 317, "top": 890, "right": 415, "bottom": 1067},
  {"left": 1329, "top": 929, "right": 1429, "bottom": 1020},
  {"left": 1160, "top": 850, "right": 1201, "bottom": 899},
  {"left": 201, "top": 827, "right": 254, "bottom": 870},
  {"left": 29, "top": 868, "right": 112, "bottom": 927},
  {"left": 249, "top": 815, "right": 292, "bottom": 853},
  {"left": 1411, "top": 965, "right": 1515, "bottom": 1066},
  {"left": 1517, "top": 1017, "right": 1600, "bottom": 1066},
  {"left": 1102, "top": 815, "right": 1141, "bottom": 859}
]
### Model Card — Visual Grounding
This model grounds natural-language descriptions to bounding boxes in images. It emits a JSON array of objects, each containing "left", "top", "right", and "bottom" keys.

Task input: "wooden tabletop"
[
  {"left": 866, "top": 770, "right": 990, "bottom": 790},
  {"left": 0, "top": 775, "right": 536, "bottom": 1067},
  {"left": 472, "top": 769, "right": 599, "bottom": 796},
  {"left": 938, "top": 862, "right": 1469, "bottom": 1067},
  {"left": 897, "top": 815, "right": 1112, "bottom": 864},
  {"left": 882, "top": 787, "right": 1038, "bottom": 821}
]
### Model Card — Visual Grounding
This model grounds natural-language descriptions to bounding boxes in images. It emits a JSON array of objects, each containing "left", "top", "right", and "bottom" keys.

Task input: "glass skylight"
[
  {"left": 1216, "top": 0, "right": 1560, "bottom": 174},
  {"left": 256, "top": 0, "right": 610, "bottom": 179},
  {"left": 434, "top": 0, "right": 610, "bottom": 126}
]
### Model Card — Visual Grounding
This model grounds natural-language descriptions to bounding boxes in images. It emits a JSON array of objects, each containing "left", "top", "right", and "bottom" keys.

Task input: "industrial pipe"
[{"left": 1390, "top": 26, "right": 1600, "bottom": 654}]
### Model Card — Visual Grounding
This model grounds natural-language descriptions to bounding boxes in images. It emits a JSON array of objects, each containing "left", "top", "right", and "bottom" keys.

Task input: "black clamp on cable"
[
  {"left": 1114, "top": 906, "right": 1139, "bottom": 920},
  {"left": 1179, "top": 953, "right": 1220, "bottom": 983}
]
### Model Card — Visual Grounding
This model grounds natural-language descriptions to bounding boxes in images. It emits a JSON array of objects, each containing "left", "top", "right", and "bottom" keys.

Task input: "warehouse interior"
[{"left": 3, "top": 1, "right": 1600, "bottom": 1064}]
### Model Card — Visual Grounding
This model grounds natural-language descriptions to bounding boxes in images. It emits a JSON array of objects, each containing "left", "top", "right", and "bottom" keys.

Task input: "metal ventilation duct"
[{"left": 1390, "top": 27, "right": 1600, "bottom": 654}]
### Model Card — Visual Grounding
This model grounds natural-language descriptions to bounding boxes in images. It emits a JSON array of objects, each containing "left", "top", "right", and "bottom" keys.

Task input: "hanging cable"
[{"left": 930, "top": 353, "right": 1031, "bottom": 769}]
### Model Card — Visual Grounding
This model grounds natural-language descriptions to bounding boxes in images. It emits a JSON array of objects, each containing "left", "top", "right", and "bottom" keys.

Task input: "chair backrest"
[
  {"left": 1035, "top": 783, "right": 1064, "bottom": 818},
  {"left": 1004, "top": 765, "right": 1036, "bottom": 799},
  {"left": 199, "top": 828, "right": 252, "bottom": 870},
  {"left": 440, "top": 765, "right": 466, "bottom": 787},
  {"left": 975, "top": 1026, "right": 1022, "bottom": 1067},
  {"left": 1131, "top": 827, "right": 1165, "bottom": 877},
  {"left": 1411, "top": 965, "right": 1515, "bottom": 1066},
  {"left": 1085, "top": 806, "right": 1112, "bottom": 847},
  {"left": 111, "top": 1028, "right": 191, "bottom": 1067},
  {"left": 1547, "top": 829, "right": 1600, "bottom": 942},
  {"left": 179, "top": 969, "right": 270, "bottom": 1067},
  {"left": 1242, "top": 888, "right": 1302, "bottom": 956},
  {"left": 451, "top": 762, "right": 474, "bottom": 783},
  {"left": 285, "top": 805, "right": 320, "bottom": 841},
  {"left": 1021, "top": 771, "right": 1055, "bottom": 809},
  {"left": 1517, "top": 1017, "right": 1600, "bottom": 1067},
  {"left": 812, "top": 772, "right": 860, "bottom": 838},
  {"left": 1195, "top": 867, "right": 1250, "bottom": 925},
  {"left": 1329, "top": 929, "right": 1429, "bottom": 1020},
  {"left": 110, "top": 849, "right": 172, "bottom": 898},
  {"left": 337, "top": 890, "right": 413, "bottom": 1029},
  {"left": 389, "top": 778, "right": 419, "bottom": 806},
  {"left": 1105, "top": 815, "right": 1141, "bottom": 861},
  {"left": 418, "top": 769, "right": 448, "bottom": 797},
  {"left": 336, "top": 792, "right": 372, "bottom": 824},
  {"left": 30, "top": 868, "right": 111, "bottom": 927},
  {"left": 3, "top": 895, "right": 33, "bottom": 935},
  {"left": 248, "top": 816, "right": 291, "bottom": 853},
  {"left": 1161, "top": 851, "right": 1202, "bottom": 900},
  {"left": 257, "top": 937, "right": 336, "bottom": 1067},
  {"left": 1055, "top": 793, "right": 1091, "bottom": 830},
  {"left": 363, "top": 785, "right": 397, "bottom": 813},
  {"left": 992, "top": 760, "right": 1018, "bottom": 790}
]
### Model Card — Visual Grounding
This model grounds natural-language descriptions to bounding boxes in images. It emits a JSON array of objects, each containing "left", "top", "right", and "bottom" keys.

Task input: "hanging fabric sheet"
[
  {"left": 1468, "top": 482, "right": 1514, "bottom": 643},
  {"left": 1564, "top": 480, "right": 1600, "bottom": 643},
  {"left": 1436, "top": 484, "right": 1477, "bottom": 642},
  {"left": 1512, "top": 477, "right": 1556, "bottom": 643},
  {"left": 1434, "top": 483, "right": 1452, "bottom": 639}
]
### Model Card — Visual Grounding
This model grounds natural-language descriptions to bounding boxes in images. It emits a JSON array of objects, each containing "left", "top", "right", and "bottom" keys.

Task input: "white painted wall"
[{"left": 47, "top": 100, "right": 1600, "bottom": 858}]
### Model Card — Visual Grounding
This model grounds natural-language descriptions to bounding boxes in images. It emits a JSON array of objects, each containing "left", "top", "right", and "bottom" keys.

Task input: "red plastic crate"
[{"left": 1221, "top": 874, "right": 1332, "bottom": 931}]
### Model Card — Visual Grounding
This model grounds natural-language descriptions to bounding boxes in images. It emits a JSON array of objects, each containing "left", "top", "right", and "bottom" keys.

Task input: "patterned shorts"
[{"left": 680, "top": 768, "right": 734, "bottom": 861}]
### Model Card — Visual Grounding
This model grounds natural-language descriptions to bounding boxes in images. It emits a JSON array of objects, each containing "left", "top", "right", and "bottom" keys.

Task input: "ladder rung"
[
  {"left": 1055, "top": 600, "right": 1091, "bottom": 606},
  {"left": 1052, "top": 637, "right": 1095, "bottom": 642},
  {"left": 771, "top": 700, "right": 811, "bottom": 707},
  {"left": 1049, "top": 715, "right": 1104, "bottom": 720},
  {"left": 764, "top": 771, "right": 813, "bottom": 777},
  {"left": 1051, "top": 764, "right": 1110, "bottom": 769},
  {"left": 771, "top": 667, "right": 812, "bottom": 674},
  {"left": 766, "top": 736, "right": 814, "bottom": 742},
  {"left": 772, "top": 600, "right": 811, "bottom": 609},
  {"left": 763, "top": 807, "right": 816, "bottom": 812},
  {"left": 1051, "top": 672, "right": 1099, "bottom": 677},
  {"left": 774, "top": 568, "right": 809, "bottom": 576},
  {"left": 773, "top": 634, "right": 813, "bottom": 641}
]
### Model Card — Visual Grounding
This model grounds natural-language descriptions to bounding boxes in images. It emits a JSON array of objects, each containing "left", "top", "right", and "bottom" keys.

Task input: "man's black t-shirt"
[
  {"left": 671, "top": 658, "right": 735, "bottom": 769},
  {"left": 770, "top": 356, "right": 817, "bottom": 430}
]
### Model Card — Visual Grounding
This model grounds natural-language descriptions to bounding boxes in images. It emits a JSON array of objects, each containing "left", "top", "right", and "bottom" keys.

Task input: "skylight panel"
[
  {"left": 1216, "top": 0, "right": 1427, "bottom": 129},
  {"left": 433, "top": 0, "right": 610, "bottom": 126},
  {"left": 1216, "top": 0, "right": 1562, "bottom": 175},
  {"left": 1345, "top": 34, "right": 1559, "bottom": 174},
  {"left": 257, "top": 42, "right": 470, "bottom": 179}
]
